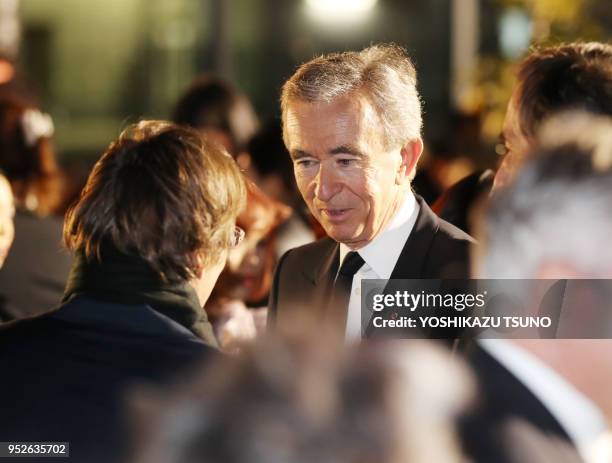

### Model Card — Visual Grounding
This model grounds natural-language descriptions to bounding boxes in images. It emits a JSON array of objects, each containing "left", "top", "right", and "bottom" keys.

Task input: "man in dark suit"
[
  {"left": 0, "top": 121, "right": 247, "bottom": 462},
  {"left": 461, "top": 113, "right": 612, "bottom": 463},
  {"left": 268, "top": 44, "right": 474, "bottom": 340}
]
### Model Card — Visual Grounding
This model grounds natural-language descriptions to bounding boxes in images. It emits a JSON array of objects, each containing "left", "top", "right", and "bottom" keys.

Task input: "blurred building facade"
[{"left": 8, "top": 0, "right": 612, "bottom": 167}]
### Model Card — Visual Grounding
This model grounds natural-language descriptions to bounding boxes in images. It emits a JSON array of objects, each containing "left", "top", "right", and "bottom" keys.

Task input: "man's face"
[
  {"left": 284, "top": 95, "right": 419, "bottom": 249},
  {"left": 493, "top": 88, "right": 532, "bottom": 191}
]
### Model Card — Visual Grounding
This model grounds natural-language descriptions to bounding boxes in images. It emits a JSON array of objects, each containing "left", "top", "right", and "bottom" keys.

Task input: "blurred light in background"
[
  {"left": 0, "top": 0, "right": 20, "bottom": 59},
  {"left": 451, "top": 0, "right": 479, "bottom": 111},
  {"left": 152, "top": 19, "right": 197, "bottom": 50},
  {"left": 305, "top": 0, "right": 378, "bottom": 24},
  {"left": 499, "top": 7, "right": 532, "bottom": 59}
]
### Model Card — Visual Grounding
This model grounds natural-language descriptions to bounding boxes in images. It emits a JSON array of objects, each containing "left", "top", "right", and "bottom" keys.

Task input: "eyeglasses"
[{"left": 230, "top": 226, "right": 245, "bottom": 248}]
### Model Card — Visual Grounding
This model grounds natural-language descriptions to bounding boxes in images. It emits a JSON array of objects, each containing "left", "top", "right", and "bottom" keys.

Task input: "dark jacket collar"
[
  {"left": 314, "top": 240, "right": 340, "bottom": 285},
  {"left": 390, "top": 195, "right": 440, "bottom": 279},
  {"left": 64, "top": 248, "right": 218, "bottom": 348},
  {"left": 53, "top": 295, "right": 207, "bottom": 341}
]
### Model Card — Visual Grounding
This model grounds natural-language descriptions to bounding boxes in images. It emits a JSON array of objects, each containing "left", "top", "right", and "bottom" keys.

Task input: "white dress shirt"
[
  {"left": 338, "top": 191, "right": 420, "bottom": 342},
  {"left": 480, "top": 339, "right": 609, "bottom": 463}
]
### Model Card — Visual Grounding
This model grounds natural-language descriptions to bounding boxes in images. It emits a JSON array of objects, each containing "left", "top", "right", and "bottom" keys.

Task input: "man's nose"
[{"left": 314, "top": 164, "right": 341, "bottom": 202}]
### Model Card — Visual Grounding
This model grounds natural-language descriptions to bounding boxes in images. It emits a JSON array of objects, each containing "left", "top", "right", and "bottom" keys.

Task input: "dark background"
[{"left": 11, "top": 0, "right": 612, "bottom": 171}]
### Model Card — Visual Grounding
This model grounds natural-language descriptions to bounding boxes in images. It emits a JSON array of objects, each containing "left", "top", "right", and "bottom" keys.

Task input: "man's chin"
[
  {"left": 323, "top": 227, "right": 349, "bottom": 243},
  {"left": 324, "top": 225, "right": 362, "bottom": 245}
]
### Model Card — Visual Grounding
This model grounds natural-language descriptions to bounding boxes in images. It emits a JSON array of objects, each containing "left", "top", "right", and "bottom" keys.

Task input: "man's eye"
[
  {"left": 337, "top": 158, "right": 355, "bottom": 166},
  {"left": 296, "top": 159, "right": 316, "bottom": 168}
]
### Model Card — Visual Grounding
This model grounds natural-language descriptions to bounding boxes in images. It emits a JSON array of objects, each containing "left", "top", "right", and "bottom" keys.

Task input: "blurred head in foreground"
[
  {"left": 63, "top": 121, "right": 246, "bottom": 306},
  {"left": 478, "top": 112, "right": 612, "bottom": 279},
  {"left": 128, "top": 336, "right": 473, "bottom": 463},
  {"left": 476, "top": 112, "right": 612, "bottom": 418},
  {"left": 494, "top": 41, "right": 612, "bottom": 191},
  {"left": 0, "top": 97, "right": 62, "bottom": 215},
  {"left": 0, "top": 172, "right": 14, "bottom": 267}
]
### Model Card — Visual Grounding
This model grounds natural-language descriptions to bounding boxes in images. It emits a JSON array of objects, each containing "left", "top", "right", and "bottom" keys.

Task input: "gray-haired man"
[{"left": 268, "top": 44, "right": 474, "bottom": 340}]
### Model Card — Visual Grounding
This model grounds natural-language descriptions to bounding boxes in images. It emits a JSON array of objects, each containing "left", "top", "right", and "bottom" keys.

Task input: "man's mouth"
[{"left": 320, "top": 208, "right": 351, "bottom": 222}]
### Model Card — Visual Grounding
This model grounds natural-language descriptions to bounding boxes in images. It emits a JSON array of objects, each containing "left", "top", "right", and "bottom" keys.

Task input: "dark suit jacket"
[
  {"left": 0, "top": 211, "right": 73, "bottom": 321},
  {"left": 432, "top": 169, "right": 494, "bottom": 236},
  {"left": 268, "top": 196, "right": 474, "bottom": 333},
  {"left": 459, "top": 344, "right": 582, "bottom": 463},
  {"left": 0, "top": 296, "right": 217, "bottom": 463}
]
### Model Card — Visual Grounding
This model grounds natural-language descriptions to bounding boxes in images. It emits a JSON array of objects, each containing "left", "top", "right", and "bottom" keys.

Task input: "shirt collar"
[
  {"left": 480, "top": 339, "right": 608, "bottom": 460},
  {"left": 339, "top": 191, "right": 419, "bottom": 279}
]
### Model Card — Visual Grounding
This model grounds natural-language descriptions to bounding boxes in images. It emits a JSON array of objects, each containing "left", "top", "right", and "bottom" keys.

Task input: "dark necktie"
[{"left": 328, "top": 251, "right": 365, "bottom": 334}]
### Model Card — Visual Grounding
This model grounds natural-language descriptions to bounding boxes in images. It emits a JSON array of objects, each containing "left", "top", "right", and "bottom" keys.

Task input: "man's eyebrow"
[
  {"left": 289, "top": 149, "right": 311, "bottom": 160},
  {"left": 329, "top": 145, "right": 365, "bottom": 157}
]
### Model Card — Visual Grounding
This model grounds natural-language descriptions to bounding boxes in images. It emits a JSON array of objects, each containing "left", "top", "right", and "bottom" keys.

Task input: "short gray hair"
[
  {"left": 479, "top": 112, "right": 612, "bottom": 278},
  {"left": 281, "top": 43, "right": 423, "bottom": 149}
]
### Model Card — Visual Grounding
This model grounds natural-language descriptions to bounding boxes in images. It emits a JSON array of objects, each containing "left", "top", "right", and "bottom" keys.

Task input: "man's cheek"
[
  {"left": 361, "top": 164, "right": 383, "bottom": 183},
  {"left": 294, "top": 174, "right": 312, "bottom": 200},
  {"left": 359, "top": 168, "right": 384, "bottom": 198},
  {"left": 338, "top": 168, "right": 369, "bottom": 193}
]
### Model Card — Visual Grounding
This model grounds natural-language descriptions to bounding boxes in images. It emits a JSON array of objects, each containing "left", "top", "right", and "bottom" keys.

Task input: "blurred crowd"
[{"left": 0, "top": 39, "right": 610, "bottom": 463}]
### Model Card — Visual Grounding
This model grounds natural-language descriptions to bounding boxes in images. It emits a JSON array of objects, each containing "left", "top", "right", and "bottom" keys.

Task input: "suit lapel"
[
  {"left": 314, "top": 240, "right": 340, "bottom": 286},
  {"left": 300, "top": 239, "right": 340, "bottom": 321},
  {"left": 365, "top": 196, "right": 441, "bottom": 338},
  {"left": 389, "top": 195, "right": 439, "bottom": 279}
]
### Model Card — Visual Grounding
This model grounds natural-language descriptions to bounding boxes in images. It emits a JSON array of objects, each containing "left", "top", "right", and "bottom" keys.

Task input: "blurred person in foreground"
[
  {"left": 268, "top": 44, "right": 474, "bottom": 341},
  {"left": 461, "top": 113, "right": 612, "bottom": 463},
  {"left": 0, "top": 97, "right": 72, "bottom": 319},
  {"left": 0, "top": 121, "right": 246, "bottom": 462},
  {"left": 128, "top": 335, "right": 474, "bottom": 463},
  {"left": 434, "top": 41, "right": 612, "bottom": 234}
]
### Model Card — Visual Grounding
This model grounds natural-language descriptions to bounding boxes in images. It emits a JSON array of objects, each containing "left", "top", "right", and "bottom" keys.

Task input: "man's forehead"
[
  {"left": 287, "top": 92, "right": 379, "bottom": 115},
  {"left": 284, "top": 95, "right": 382, "bottom": 147}
]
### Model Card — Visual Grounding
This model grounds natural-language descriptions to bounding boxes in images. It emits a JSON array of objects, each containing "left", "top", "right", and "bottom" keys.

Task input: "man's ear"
[
  {"left": 192, "top": 255, "right": 205, "bottom": 279},
  {"left": 396, "top": 137, "right": 423, "bottom": 185}
]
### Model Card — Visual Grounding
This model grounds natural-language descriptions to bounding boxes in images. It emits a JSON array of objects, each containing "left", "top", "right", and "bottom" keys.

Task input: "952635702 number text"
[{"left": 0, "top": 442, "right": 69, "bottom": 458}]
